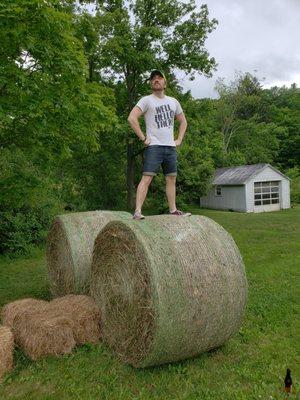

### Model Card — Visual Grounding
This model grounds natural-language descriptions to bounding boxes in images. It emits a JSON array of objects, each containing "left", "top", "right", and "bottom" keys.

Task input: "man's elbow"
[
  {"left": 127, "top": 115, "right": 135, "bottom": 124},
  {"left": 128, "top": 116, "right": 139, "bottom": 128},
  {"left": 180, "top": 119, "right": 188, "bottom": 128}
]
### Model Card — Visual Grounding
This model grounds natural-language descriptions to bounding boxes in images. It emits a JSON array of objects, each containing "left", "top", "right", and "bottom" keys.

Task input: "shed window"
[
  {"left": 254, "top": 181, "right": 279, "bottom": 206},
  {"left": 215, "top": 185, "right": 222, "bottom": 196}
]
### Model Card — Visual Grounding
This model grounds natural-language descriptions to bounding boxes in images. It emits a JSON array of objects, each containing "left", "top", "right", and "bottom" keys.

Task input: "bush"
[
  {"left": 286, "top": 167, "right": 300, "bottom": 204},
  {"left": 0, "top": 147, "right": 63, "bottom": 255},
  {"left": 0, "top": 207, "right": 53, "bottom": 255}
]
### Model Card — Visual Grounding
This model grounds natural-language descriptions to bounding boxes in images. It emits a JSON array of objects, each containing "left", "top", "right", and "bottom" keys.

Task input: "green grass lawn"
[{"left": 0, "top": 206, "right": 299, "bottom": 400}]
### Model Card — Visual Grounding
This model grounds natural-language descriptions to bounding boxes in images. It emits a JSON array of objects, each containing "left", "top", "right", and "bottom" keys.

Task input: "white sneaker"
[{"left": 133, "top": 211, "right": 145, "bottom": 220}]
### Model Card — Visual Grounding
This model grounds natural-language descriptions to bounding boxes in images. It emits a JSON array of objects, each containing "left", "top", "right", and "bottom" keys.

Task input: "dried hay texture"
[
  {"left": 1, "top": 298, "right": 48, "bottom": 328},
  {"left": 46, "top": 210, "right": 131, "bottom": 296},
  {"left": 0, "top": 326, "right": 14, "bottom": 381},
  {"left": 50, "top": 295, "right": 101, "bottom": 344},
  {"left": 91, "top": 215, "right": 248, "bottom": 368},
  {"left": 13, "top": 306, "right": 76, "bottom": 361}
]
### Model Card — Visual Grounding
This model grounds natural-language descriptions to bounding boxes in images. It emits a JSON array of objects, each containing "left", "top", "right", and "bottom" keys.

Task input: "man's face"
[{"left": 150, "top": 74, "right": 166, "bottom": 91}]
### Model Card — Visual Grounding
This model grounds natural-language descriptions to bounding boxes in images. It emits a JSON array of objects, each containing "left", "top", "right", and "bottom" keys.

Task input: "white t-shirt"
[{"left": 136, "top": 94, "right": 183, "bottom": 146}]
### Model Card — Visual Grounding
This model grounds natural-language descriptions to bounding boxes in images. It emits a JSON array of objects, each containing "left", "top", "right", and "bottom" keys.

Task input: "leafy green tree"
[
  {"left": 0, "top": 146, "right": 62, "bottom": 254},
  {"left": 263, "top": 85, "right": 300, "bottom": 170},
  {"left": 173, "top": 92, "right": 215, "bottom": 201},
  {"left": 0, "top": 0, "right": 116, "bottom": 253},
  {"left": 77, "top": 0, "right": 218, "bottom": 208},
  {"left": 286, "top": 167, "right": 300, "bottom": 204},
  {"left": 0, "top": 0, "right": 115, "bottom": 157},
  {"left": 214, "top": 72, "right": 281, "bottom": 166}
]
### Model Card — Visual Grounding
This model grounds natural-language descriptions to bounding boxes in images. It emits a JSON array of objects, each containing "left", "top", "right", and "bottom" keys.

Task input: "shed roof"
[{"left": 213, "top": 163, "right": 290, "bottom": 185}]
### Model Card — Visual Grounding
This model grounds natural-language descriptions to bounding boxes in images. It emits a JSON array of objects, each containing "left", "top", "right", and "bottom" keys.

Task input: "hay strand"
[
  {"left": 91, "top": 215, "right": 248, "bottom": 368},
  {"left": 0, "top": 326, "right": 14, "bottom": 381},
  {"left": 46, "top": 210, "right": 131, "bottom": 296},
  {"left": 50, "top": 295, "right": 101, "bottom": 344},
  {"left": 1, "top": 298, "right": 48, "bottom": 328},
  {"left": 13, "top": 306, "right": 75, "bottom": 360}
]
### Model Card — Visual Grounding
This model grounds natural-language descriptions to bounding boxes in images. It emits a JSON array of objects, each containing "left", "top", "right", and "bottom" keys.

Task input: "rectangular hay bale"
[
  {"left": 50, "top": 295, "right": 101, "bottom": 345},
  {"left": 13, "top": 307, "right": 76, "bottom": 361},
  {"left": 0, "top": 326, "right": 14, "bottom": 381},
  {"left": 1, "top": 298, "right": 48, "bottom": 328}
]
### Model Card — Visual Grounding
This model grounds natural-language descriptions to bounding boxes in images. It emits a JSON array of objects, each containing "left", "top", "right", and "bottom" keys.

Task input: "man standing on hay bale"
[{"left": 128, "top": 70, "right": 191, "bottom": 220}]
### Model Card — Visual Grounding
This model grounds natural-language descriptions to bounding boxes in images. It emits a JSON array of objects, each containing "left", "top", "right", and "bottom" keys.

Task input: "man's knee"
[
  {"left": 141, "top": 174, "right": 154, "bottom": 186},
  {"left": 165, "top": 174, "right": 176, "bottom": 184}
]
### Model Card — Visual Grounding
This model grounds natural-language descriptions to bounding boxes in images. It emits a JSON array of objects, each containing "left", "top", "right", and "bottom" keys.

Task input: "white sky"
[{"left": 180, "top": 0, "right": 300, "bottom": 98}]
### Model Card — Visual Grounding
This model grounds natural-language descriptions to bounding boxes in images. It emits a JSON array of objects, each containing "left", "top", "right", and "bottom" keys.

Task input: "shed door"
[{"left": 254, "top": 181, "right": 280, "bottom": 212}]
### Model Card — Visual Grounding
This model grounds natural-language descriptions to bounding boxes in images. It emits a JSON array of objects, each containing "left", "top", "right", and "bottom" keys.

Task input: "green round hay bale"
[
  {"left": 91, "top": 215, "right": 248, "bottom": 368},
  {"left": 46, "top": 211, "right": 131, "bottom": 296}
]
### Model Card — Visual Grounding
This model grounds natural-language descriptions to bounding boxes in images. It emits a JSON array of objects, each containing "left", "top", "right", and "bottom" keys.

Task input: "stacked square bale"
[
  {"left": 0, "top": 326, "right": 14, "bottom": 382},
  {"left": 51, "top": 295, "right": 101, "bottom": 345},
  {"left": 1, "top": 295, "right": 101, "bottom": 361}
]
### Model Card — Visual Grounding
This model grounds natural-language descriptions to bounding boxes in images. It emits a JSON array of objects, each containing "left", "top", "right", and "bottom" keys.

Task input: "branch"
[{"left": 224, "top": 125, "right": 240, "bottom": 152}]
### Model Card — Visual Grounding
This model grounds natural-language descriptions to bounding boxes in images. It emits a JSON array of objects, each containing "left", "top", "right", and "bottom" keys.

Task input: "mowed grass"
[{"left": 0, "top": 206, "right": 299, "bottom": 400}]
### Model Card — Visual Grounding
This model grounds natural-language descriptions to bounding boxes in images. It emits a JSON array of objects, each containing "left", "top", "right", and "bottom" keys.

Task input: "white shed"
[{"left": 200, "top": 163, "right": 290, "bottom": 213}]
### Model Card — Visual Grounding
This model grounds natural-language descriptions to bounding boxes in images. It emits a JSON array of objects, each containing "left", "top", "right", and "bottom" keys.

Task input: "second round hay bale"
[
  {"left": 46, "top": 210, "right": 131, "bottom": 296},
  {"left": 0, "top": 326, "right": 14, "bottom": 382},
  {"left": 91, "top": 215, "right": 248, "bottom": 368},
  {"left": 1, "top": 298, "right": 48, "bottom": 328},
  {"left": 50, "top": 295, "right": 101, "bottom": 344}
]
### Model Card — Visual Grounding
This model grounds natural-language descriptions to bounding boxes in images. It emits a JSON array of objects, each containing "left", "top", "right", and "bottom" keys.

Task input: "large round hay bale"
[
  {"left": 0, "top": 326, "right": 14, "bottom": 381},
  {"left": 91, "top": 215, "right": 248, "bottom": 368},
  {"left": 46, "top": 210, "right": 131, "bottom": 296}
]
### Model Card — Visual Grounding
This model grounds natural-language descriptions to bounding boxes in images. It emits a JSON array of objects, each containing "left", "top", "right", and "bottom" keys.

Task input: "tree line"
[{"left": 1, "top": 0, "right": 299, "bottom": 254}]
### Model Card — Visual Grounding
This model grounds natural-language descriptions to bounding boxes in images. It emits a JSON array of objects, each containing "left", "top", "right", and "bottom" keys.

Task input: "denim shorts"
[{"left": 143, "top": 145, "right": 177, "bottom": 176}]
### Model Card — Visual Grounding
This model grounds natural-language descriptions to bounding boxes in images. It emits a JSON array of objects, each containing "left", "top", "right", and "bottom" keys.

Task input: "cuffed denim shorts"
[{"left": 143, "top": 145, "right": 177, "bottom": 176}]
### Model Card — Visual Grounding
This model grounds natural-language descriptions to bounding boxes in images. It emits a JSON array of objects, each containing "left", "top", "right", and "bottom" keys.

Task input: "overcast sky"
[
  {"left": 179, "top": 0, "right": 300, "bottom": 98},
  {"left": 85, "top": 0, "right": 300, "bottom": 99}
]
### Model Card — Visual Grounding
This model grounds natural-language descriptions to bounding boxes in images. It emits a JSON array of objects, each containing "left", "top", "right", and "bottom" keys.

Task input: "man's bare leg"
[
  {"left": 165, "top": 175, "right": 177, "bottom": 212},
  {"left": 135, "top": 175, "right": 153, "bottom": 213}
]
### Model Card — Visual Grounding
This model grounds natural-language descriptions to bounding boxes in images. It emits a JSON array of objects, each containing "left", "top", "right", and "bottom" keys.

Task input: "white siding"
[
  {"left": 200, "top": 185, "right": 247, "bottom": 212},
  {"left": 281, "top": 179, "right": 290, "bottom": 209},
  {"left": 245, "top": 166, "right": 290, "bottom": 212}
]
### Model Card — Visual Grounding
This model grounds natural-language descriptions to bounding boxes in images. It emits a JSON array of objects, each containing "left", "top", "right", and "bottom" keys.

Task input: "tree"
[
  {"left": 214, "top": 72, "right": 281, "bottom": 166},
  {"left": 263, "top": 85, "right": 300, "bottom": 170},
  {"left": 0, "top": 0, "right": 115, "bottom": 157},
  {"left": 0, "top": 0, "right": 116, "bottom": 253},
  {"left": 77, "top": 0, "right": 218, "bottom": 208},
  {"left": 215, "top": 73, "right": 262, "bottom": 153}
]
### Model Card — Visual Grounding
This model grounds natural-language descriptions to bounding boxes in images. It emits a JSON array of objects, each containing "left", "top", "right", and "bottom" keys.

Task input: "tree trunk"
[
  {"left": 126, "top": 139, "right": 135, "bottom": 210},
  {"left": 125, "top": 70, "right": 138, "bottom": 210}
]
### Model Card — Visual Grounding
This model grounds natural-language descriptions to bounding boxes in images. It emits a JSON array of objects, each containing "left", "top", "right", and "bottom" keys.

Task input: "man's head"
[{"left": 150, "top": 70, "right": 166, "bottom": 93}]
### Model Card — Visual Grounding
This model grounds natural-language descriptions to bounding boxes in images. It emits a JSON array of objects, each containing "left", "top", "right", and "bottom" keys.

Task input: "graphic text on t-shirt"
[{"left": 154, "top": 104, "right": 175, "bottom": 129}]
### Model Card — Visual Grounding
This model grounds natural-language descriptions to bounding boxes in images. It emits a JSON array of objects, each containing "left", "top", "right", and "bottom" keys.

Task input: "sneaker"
[
  {"left": 133, "top": 211, "right": 145, "bottom": 220},
  {"left": 170, "top": 209, "right": 192, "bottom": 217}
]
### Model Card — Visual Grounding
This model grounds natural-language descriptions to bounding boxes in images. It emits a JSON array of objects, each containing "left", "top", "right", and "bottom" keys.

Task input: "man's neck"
[{"left": 152, "top": 90, "right": 165, "bottom": 99}]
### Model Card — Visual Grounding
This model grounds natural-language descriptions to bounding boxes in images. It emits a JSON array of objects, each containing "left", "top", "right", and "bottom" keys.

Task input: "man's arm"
[
  {"left": 127, "top": 106, "right": 147, "bottom": 142},
  {"left": 174, "top": 112, "right": 187, "bottom": 146}
]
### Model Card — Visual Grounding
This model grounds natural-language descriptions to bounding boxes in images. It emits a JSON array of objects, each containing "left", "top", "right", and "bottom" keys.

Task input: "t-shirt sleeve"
[
  {"left": 175, "top": 99, "right": 183, "bottom": 115},
  {"left": 135, "top": 96, "right": 149, "bottom": 113}
]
